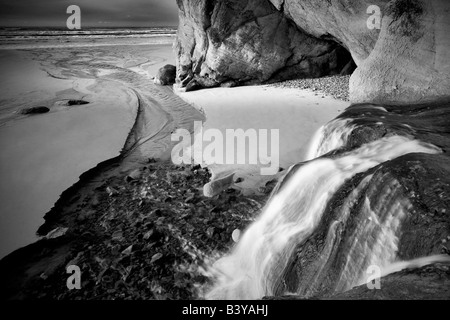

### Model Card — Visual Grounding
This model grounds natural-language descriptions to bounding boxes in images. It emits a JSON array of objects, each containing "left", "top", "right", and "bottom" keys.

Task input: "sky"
[{"left": 0, "top": 0, "right": 179, "bottom": 28}]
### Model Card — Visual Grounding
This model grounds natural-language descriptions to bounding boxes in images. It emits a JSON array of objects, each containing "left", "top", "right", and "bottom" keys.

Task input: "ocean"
[
  {"left": 0, "top": 27, "right": 177, "bottom": 41},
  {"left": 0, "top": 27, "right": 177, "bottom": 49},
  {"left": 0, "top": 28, "right": 178, "bottom": 258}
]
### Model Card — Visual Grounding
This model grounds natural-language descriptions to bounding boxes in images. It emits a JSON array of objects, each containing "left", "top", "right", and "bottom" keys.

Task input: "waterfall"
[
  {"left": 333, "top": 178, "right": 413, "bottom": 293},
  {"left": 303, "top": 118, "right": 354, "bottom": 161},
  {"left": 205, "top": 125, "right": 442, "bottom": 300}
]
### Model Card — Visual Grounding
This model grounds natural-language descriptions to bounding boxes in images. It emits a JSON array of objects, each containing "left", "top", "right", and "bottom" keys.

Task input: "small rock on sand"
[
  {"left": 154, "top": 64, "right": 176, "bottom": 86},
  {"left": 67, "top": 100, "right": 89, "bottom": 106},
  {"left": 20, "top": 106, "right": 50, "bottom": 115},
  {"left": 125, "top": 169, "right": 142, "bottom": 182},
  {"left": 44, "top": 227, "right": 68, "bottom": 239}
]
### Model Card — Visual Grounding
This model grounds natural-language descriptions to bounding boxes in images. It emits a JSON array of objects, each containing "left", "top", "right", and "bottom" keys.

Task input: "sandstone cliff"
[
  {"left": 175, "top": 0, "right": 450, "bottom": 104},
  {"left": 175, "top": 0, "right": 353, "bottom": 90}
]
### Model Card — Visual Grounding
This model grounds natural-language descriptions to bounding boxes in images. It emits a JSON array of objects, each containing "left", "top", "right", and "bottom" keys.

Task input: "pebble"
[
  {"left": 44, "top": 227, "right": 69, "bottom": 239},
  {"left": 106, "top": 186, "right": 119, "bottom": 197},
  {"left": 20, "top": 106, "right": 50, "bottom": 115},
  {"left": 232, "top": 229, "right": 241, "bottom": 243},
  {"left": 207, "top": 227, "right": 215, "bottom": 238},
  {"left": 143, "top": 229, "right": 154, "bottom": 240},
  {"left": 122, "top": 245, "right": 133, "bottom": 255},
  {"left": 150, "top": 253, "right": 163, "bottom": 264}
]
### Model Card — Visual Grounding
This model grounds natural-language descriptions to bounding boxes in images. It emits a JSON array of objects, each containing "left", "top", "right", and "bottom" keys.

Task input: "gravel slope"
[{"left": 271, "top": 75, "right": 350, "bottom": 101}]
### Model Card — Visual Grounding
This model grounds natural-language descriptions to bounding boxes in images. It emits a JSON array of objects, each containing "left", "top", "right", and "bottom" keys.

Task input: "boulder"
[{"left": 154, "top": 64, "right": 177, "bottom": 86}]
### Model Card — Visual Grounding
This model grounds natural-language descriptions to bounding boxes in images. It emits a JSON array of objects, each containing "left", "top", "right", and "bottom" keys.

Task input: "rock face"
[
  {"left": 154, "top": 64, "right": 177, "bottom": 86},
  {"left": 349, "top": 0, "right": 450, "bottom": 104},
  {"left": 175, "top": 0, "right": 353, "bottom": 91},
  {"left": 175, "top": 0, "right": 450, "bottom": 103},
  {"left": 67, "top": 100, "right": 89, "bottom": 106},
  {"left": 268, "top": 262, "right": 450, "bottom": 300},
  {"left": 328, "top": 262, "right": 450, "bottom": 300}
]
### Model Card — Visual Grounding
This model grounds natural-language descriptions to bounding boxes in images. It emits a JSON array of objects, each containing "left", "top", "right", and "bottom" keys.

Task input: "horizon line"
[{"left": 0, "top": 25, "right": 179, "bottom": 29}]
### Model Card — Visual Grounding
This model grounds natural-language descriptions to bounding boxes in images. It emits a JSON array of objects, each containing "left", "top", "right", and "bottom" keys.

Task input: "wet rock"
[
  {"left": 122, "top": 245, "right": 133, "bottom": 255},
  {"left": 67, "top": 100, "right": 89, "bottom": 106},
  {"left": 0, "top": 159, "right": 267, "bottom": 300},
  {"left": 234, "top": 177, "right": 244, "bottom": 184},
  {"left": 44, "top": 227, "right": 68, "bottom": 239},
  {"left": 185, "top": 193, "right": 196, "bottom": 203},
  {"left": 184, "top": 78, "right": 203, "bottom": 92},
  {"left": 20, "top": 106, "right": 49, "bottom": 115},
  {"left": 154, "top": 64, "right": 176, "bottom": 86},
  {"left": 328, "top": 262, "right": 450, "bottom": 300},
  {"left": 91, "top": 195, "right": 100, "bottom": 208},
  {"left": 106, "top": 186, "right": 119, "bottom": 197},
  {"left": 143, "top": 229, "right": 154, "bottom": 240},
  {"left": 125, "top": 169, "right": 142, "bottom": 183},
  {"left": 232, "top": 229, "right": 241, "bottom": 243},
  {"left": 112, "top": 231, "right": 124, "bottom": 242},
  {"left": 150, "top": 253, "right": 163, "bottom": 264}
]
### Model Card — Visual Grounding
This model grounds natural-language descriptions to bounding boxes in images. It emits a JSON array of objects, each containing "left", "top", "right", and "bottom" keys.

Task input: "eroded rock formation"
[
  {"left": 175, "top": 0, "right": 450, "bottom": 104},
  {"left": 175, "top": 0, "right": 353, "bottom": 91}
]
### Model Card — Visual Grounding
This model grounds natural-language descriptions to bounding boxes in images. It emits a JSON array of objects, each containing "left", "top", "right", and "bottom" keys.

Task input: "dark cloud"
[{"left": 0, "top": 0, "right": 179, "bottom": 27}]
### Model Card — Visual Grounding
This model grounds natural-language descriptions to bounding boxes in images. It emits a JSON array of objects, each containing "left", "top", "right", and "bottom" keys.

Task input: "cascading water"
[
  {"left": 334, "top": 178, "right": 413, "bottom": 293},
  {"left": 377, "top": 255, "right": 450, "bottom": 280},
  {"left": 303, "top": 118, "right": 355, "bottom": 161},
  {"left": 205, "top": 122, "right": 442, "bottom": 300}
]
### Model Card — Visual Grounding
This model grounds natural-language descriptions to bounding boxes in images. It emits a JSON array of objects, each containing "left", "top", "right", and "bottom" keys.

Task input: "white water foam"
[
  {"left": 303, "top": 118, "right": 354, "bottom": 161},
  {"left": 355, "top": 254, "right": 450, "bottom": 287}
]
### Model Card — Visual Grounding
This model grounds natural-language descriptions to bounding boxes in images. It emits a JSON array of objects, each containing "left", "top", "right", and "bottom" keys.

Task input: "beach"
[
  {"left": 0, "top": 33, "right": 349, "bottom": 260},
  {"left": 1, "top": 0, "right": 449, "bottom": 303},
  {"left": 0, "top": 36, "right": 182, "bottom": 258},
  {"left": 176, "top": 85, "right": 348, "bottom": 196}
]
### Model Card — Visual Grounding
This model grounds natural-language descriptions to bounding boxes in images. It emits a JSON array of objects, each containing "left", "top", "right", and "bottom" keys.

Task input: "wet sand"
[
  {"left": 0, "top": 36, "right": 350, "bottom": 259},
  {"left": 0, "top": 40, "right": 179, "bottom": 258}
]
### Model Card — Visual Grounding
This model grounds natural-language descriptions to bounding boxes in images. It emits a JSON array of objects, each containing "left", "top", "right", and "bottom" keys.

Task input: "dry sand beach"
[
  {"left": 176, "top": 86, "right": 348, "bottom": 196},
  {"left": 0, "top": 35, "right": 348, "bottom": 260}
]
